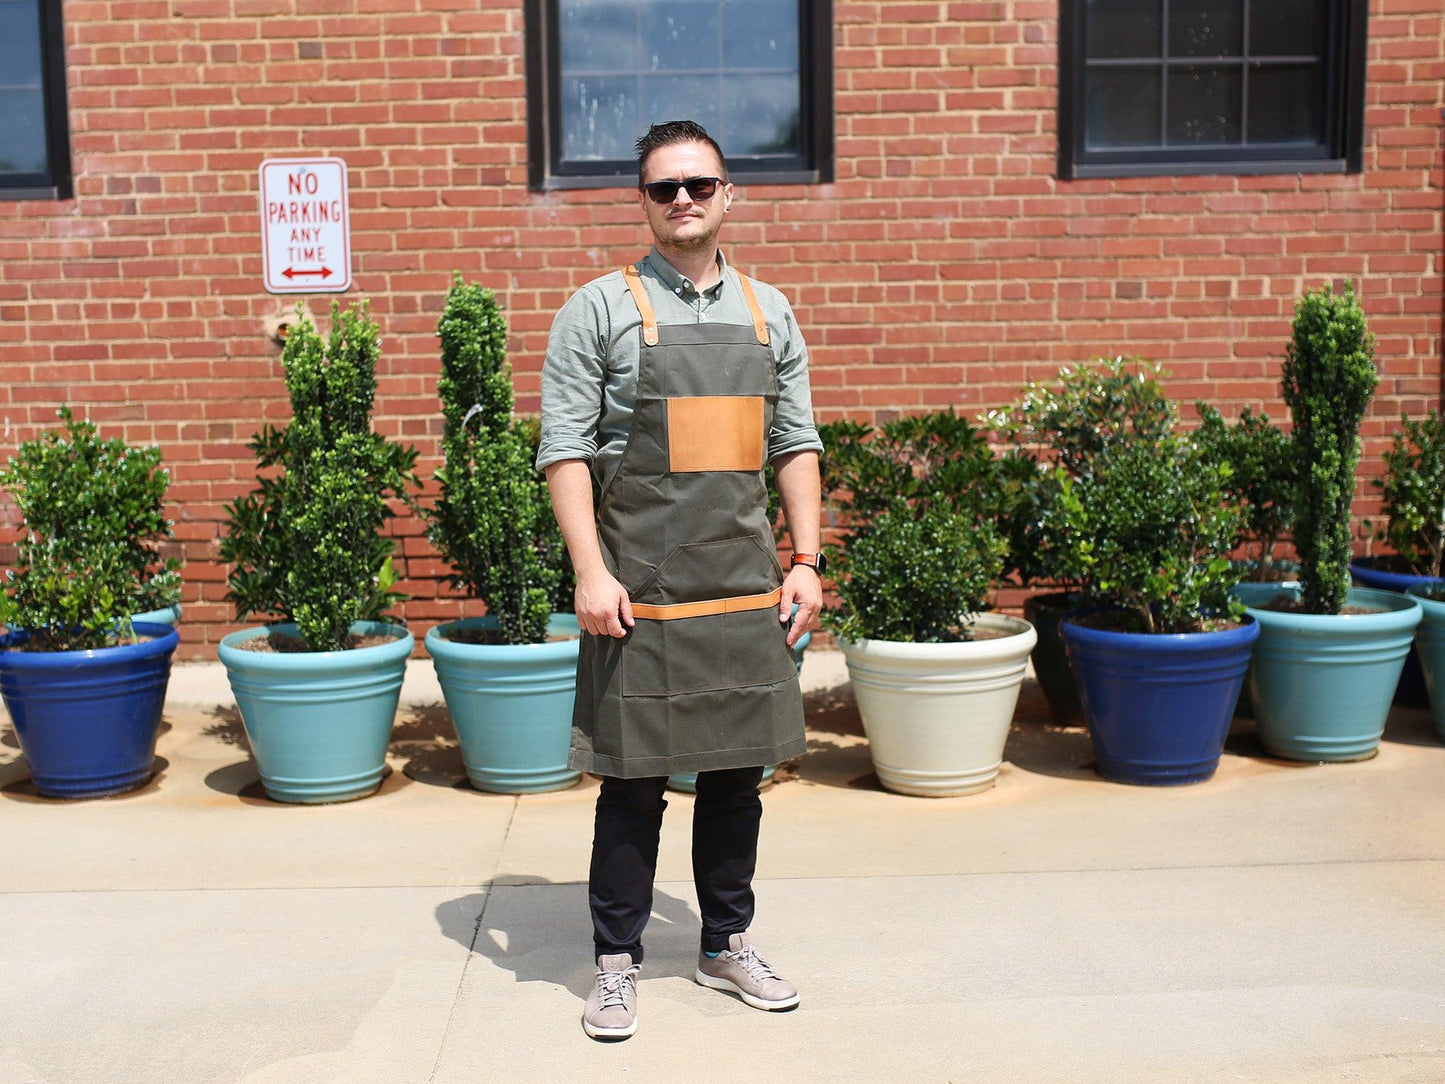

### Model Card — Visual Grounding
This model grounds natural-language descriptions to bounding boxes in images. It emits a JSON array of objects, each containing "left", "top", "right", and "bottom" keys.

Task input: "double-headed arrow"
[{"left": 282, "top": 266, "right": 333, "bottom": 279}]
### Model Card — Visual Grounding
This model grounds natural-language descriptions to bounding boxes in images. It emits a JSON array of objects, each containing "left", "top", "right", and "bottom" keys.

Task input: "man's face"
[{"left": 638, "top": 140, "right": 734, "bottom": 255}]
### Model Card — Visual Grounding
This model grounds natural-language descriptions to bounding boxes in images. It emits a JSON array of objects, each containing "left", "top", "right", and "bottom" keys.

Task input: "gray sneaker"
[
  {"left": 582, "top": 953, "right": 639, "bottom": 1040},
  {"left": 694, "top": 933, "right": 800, "bottom": 1010}
]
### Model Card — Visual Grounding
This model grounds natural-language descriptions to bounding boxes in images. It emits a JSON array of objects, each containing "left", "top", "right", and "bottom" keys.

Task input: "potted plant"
[
  {"left": 218, "top": 301, "right": 421, "bottom": 803},
  {"left": 421, "top": 276, "right": 581, "bottom": 794},
  {"left": 0, "top": 408, "right": 182, "bottom": 798},
  {"left": 1051, "top": 431, "right": 1259, "bottom": 785},
  {"left": 823, "top": 410, "right": 1035, "bottom": 798},
  {"left": 1236, "top": 283, "right": 1421, "bottom": 761},
  {"left": 987, "top": 358, "right": 1175, "bottom": 724}
]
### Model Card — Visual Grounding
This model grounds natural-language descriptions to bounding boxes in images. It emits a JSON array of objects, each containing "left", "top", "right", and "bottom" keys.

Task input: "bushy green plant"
[
  {"left": 1374, "top": 411, "right": 1445, "bottom": 578},
  {"left": 1281, "top": 282, "right": 1377, "bottom": 614},
  {"left": 987, "top": 357, "right": 1176, "bottom": 586},
  {"left": 426, "top": 276, "right": 569, "bottom": 645},
  {"left": 0, "top": 408, "right": 181, "bottom": 651},
  {"left": 1044, "top": 436, "right": 1245, "bottom": 634},
  {"left": 1195, "top": 404, "right": 1299, "bottom": 580},
  {"left": 821, "top": 410, "right": 1010, "bottom": 643},
  {"left": 222, "top": 301, "right": 420, "bottom": 651}
]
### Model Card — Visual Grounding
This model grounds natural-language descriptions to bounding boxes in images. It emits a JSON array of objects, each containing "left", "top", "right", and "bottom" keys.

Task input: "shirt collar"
[{"left": 644, "top": 247, "right": 729, "bottom": 298}]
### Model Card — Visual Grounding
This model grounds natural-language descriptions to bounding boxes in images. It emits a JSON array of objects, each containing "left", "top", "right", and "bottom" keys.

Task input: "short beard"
[{"left": 656, "top": 217, "right": 722, "bottom": 258}]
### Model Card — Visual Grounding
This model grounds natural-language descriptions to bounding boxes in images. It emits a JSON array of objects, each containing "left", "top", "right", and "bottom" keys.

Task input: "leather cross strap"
[
  {"left": 621, "top": 263, "right": 659, "bottom": 346},
  {"left": 630, "top": 587, "right": 783, "bottom": 622},
  {"left": 736, "top": 273, "right": 770, "bottom": 346}
]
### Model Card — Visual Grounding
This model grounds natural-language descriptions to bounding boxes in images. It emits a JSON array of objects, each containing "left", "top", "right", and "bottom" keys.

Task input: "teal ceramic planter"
[
  {"left": 129, "top": 603, "right": 182, "bottom": 627},
  {"left": 1406, "top": 585, "right": 1445, "bottom": 742},
  {"left": 1236, "top": 586, "right": 1422, "bottom": 762},
  {"left": 425, "top": 614, "right": 581, "bottom": 794},
  {"left": 218, "top": 621, "right": 413, "bottom": 803},
  {"left": 666, "top": 629, "right": 810, "bottom": 794}
]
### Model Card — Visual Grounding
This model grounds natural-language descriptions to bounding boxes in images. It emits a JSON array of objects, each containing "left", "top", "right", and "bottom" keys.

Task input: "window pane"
[
  {"left": 1248, "top": 63, "right": 1322, "bottom": 143},
  {"left": 0, "top": 0, "right": 46, "bottom": 176},
  {"left": 639, "top": 73, "right": 719, "bottom": 136},
  {"left": 558, "top": 0, "right": 637, "bottom": 73},
  {"left": 723, "top": 1, "right": 799, "bottom": 70},
  {"left": 639, "top": 0, "right": 720, "bottom": 73},
  {"left": 1085, "top": 66, "right": 1162, "bottom": 148},
  {"left": 561, "top": 76, "right": 639, "bottom": 161},
  {"left": 1249, "top": 0, "right": 1325, "bottom": 57},
  {"left": 720, "top": 74, "right": 801, "bottom": 156},
  {"left": 1168, "top": 0, "right": 1242, "bottom": 57},
  {"left": 1166, "top": 64, "right": 1242, "bottom": 143},
  {"left": 1086, "top": 0, "right": 1162, "bottom": 59}
]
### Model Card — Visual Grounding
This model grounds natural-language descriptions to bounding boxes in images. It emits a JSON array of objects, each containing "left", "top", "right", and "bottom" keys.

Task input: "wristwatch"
[{"left": 790, "top": 552, "right": 827, "bottom": 576}]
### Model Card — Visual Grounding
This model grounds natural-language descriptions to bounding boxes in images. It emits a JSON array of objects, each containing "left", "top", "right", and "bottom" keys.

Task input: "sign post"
[{"left": 259, "top": 157, "right": 352, "bottom": 294}]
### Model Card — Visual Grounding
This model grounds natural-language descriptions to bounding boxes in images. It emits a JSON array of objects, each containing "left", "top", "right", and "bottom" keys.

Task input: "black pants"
[{"left": 588, "top": 765, "right": 765, "bottom": 965}]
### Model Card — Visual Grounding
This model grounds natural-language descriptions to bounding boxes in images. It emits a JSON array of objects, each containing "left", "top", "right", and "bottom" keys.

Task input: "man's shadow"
[{"left": 437, "top": 877, "right": 702, "bottom": 999}]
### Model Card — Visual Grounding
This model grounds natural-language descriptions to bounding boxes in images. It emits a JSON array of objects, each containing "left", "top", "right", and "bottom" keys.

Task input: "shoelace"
[
  {"left": 725, "top": 944, "right": 777, "bottom": 982},
  {"left": 596, "top": 965, "right": 639, "bottom": 1010}
]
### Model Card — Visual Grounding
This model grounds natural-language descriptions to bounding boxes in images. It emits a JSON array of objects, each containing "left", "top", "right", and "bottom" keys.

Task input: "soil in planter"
[
  {"left": 2, "top": 633, "right": 162, "bottom": 654},
  {"left": 1258, "top": 599, "right": 1386, "bottom": 616},
  {"left": 1070, "top": 611, "right": 1246, "bottom": 635},
  {"left": 235, "top": 631, "right": 398, "bottom": 653},
  {"left": 442, "top": 628, "right": 577, "bottom": 646}
]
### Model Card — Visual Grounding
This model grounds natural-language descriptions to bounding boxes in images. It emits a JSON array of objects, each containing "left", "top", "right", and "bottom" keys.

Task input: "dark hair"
[{"left": 635, "top": 120, "right": 729, "bottom": 188}]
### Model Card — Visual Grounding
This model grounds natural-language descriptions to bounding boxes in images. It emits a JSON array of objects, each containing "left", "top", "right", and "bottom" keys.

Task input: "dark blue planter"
[
  {"left": 0, "top": 623, "right": 179, "bottom": 799},
  {"left": 1061, "top": 615, "right": 1260, "bottom": 785},
  {"left": 1350, "top": 558, "right": 1439, "bottom": 707}
]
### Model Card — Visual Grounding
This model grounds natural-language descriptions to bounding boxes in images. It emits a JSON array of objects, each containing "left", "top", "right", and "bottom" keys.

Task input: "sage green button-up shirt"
[{"left": 536, "top": 248, "right": 823, "bottom": 475}]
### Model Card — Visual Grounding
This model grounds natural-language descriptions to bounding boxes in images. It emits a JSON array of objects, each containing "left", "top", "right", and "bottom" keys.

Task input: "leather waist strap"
[{"left": 631, "top": 587, "right": 783, "bottom": 622}]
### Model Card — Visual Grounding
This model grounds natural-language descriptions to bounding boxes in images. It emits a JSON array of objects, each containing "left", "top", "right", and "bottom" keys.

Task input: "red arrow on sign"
[{"left": 282, "top": 266, "right": 333, "bottom": 279}]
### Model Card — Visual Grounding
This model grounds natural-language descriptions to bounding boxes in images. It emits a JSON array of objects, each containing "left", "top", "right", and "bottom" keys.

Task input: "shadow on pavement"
[
  {"left": 1383, "top": 704, "right": 1441, "bottom": 748},
  {"left": 393, "top": 701, "right": 476, "bottom": 790},
  {"left": 0, "top": 755, "right": 171, "bottom": 802}
]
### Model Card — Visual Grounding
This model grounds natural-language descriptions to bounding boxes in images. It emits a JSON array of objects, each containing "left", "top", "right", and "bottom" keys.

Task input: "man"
[{"left": 537, "top": 120, "right": 825, "bottom": 1041}]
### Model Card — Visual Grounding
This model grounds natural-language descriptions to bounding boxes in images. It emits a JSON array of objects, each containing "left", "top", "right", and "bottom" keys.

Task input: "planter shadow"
[{"left": 2, "top": 756, "right": 171, "bottom": 802}]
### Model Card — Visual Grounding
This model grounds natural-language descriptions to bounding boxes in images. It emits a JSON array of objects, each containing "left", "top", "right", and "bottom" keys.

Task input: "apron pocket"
[
  {"left": 666, "top": 396, "right": 765, "bottom": 473},
  {"left": 621, "top": 605, "right": 797, "bottom": 697}
]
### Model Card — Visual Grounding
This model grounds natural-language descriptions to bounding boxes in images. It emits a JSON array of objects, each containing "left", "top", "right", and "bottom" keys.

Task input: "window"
[
  {"left": 1058, "top": 0, "right": 1366, "bottom": 179},
  {"left": 525, "top": 0, "right": 833, "bottom": 190},
  {"left": 0, "top": 0, "right": 70, "bottom": 200}
]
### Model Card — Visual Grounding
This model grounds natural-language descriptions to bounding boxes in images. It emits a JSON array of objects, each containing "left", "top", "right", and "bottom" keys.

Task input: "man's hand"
[
  {"left": 576, "top": 571, "right": 635, "bottom": 639},
  {"left": 779, "top": 564, "right": 823, "bottom": 649}
]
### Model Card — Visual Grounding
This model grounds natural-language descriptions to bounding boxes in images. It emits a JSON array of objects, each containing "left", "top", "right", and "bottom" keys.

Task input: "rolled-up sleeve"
[
  {"left": 537, "top": 285, "right": 609, "bottom": 471},
  {"left": 766, "top": 292, "right": 824, "bottom": 460}
]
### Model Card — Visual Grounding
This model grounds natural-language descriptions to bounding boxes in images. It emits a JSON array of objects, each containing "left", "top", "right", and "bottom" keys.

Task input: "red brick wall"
[{"left": 1, "top": 0, "right": 1441, "bottom": 657}]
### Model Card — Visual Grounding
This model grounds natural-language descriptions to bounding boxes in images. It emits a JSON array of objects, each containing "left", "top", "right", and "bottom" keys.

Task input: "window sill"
[{"left": 1062, "top": 158, "right": 1351, "bottom": 181}]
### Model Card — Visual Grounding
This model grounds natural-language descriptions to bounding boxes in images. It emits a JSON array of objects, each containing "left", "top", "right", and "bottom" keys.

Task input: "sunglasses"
[{"left": 642, "top": 176, "right": 724, "bottom": 204}]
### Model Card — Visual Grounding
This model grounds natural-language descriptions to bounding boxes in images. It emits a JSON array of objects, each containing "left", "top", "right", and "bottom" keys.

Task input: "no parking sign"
[{"left": 259, "top": 157, "right": 352, "bottom": 294}]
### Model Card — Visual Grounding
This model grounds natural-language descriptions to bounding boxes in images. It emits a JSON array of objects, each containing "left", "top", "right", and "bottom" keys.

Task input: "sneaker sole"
[
  {"left": 582, "top": 1016, "right": 638, "bottom": 1040},
  {"left": 694, "top": 968, "right": 801, "bottom": 1011}
]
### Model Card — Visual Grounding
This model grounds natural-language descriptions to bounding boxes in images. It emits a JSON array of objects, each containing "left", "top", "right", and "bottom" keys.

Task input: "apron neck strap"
[
  {"left": 620, "top": 263, "right": 659, "bottom": 347},
  {"left": 736, "top": 274, "right": 771, "bottom": 347}
]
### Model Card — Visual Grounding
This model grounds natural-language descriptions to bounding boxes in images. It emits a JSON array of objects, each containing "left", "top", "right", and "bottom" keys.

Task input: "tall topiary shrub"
[
  {"left": 1375, "top": 411, "right": 1445, "bottom": 578},
  {"left": 426, "top": 276, "right": 567, "bottom": 645},
  {"left": 1281, "top": 282, "right": 1377, "bottom": 614},
  {"left": 0, "top": 408, "right": 181, "bottom": 651},
  {"left": 222, "top": 301, "right": 419, "bottom": 651}
]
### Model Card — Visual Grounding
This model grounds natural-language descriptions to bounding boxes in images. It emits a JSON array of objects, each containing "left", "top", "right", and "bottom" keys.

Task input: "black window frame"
[
  {"left": 0, "top": 0, "right": 72, "bottom": 201},
  {"left": 524, "top": 0, "right": 834, "bottom": 191},
  {"left": 1057, "top": 0, "right": 1367, "bottom": 180}
]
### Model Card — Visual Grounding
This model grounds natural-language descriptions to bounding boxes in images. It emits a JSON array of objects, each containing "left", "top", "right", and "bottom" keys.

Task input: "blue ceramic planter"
[
  {"left": 425, "top": 614, "right": 581, "bottom": 794},
  {"left": 1350, "top": 558, "right": 1439, "bottom": 707},
  {"left": 1061, "top": 615, "right": 1259, "bottom": 785},
  {"left": 218, "top": 621, "right": 413, "bottom": 803},
  {"left": 666, "top": 629, "right": 811, "bottom": 794},
  {"left": 1406, "top": 585, "right": 1445, "bottom": 743},
  {"left": 0, "top": 623, "right": 179, "bottom": 798},
  {"left": 1236, "top": 585, "right": 1422, "bottom": 762}
]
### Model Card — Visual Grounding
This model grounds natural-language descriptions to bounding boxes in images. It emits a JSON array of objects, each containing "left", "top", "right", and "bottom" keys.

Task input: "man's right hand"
[{"left": 575, "top": 572, "right": 635, "bottom": 638}]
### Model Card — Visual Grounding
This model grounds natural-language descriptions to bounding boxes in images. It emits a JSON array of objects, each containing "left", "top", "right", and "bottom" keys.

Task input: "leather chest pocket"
[{"left": 666, "top": 396, "right": 765, "bottom": 473}]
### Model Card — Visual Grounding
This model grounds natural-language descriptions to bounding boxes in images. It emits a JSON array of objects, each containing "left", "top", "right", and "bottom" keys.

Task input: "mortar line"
[{"left": 427, "top": 793, "right": 520, "bottom": 1083}]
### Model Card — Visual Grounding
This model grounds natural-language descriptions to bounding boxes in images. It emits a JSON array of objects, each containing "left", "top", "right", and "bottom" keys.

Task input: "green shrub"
[
  {"left": 1044, "top": 436, "right": 1245, "bottom": 634},
  {"left": 821, "top": 410, "right": 1010, "bottom": 643},
  {"left": 1194, "top": 404, "right": 1299, "bottom": 580},
  {"left": 0, "top": 408, "right": 181, "bottom": 651},
  {"left": 987, "top": 357, "right": 1175, "bottom": 586},
  {"left": 1281, "top": 282, "right": 1377, "bottom": 613},
  {"left": 222, "top": 301, "right": 420, "bottom": 651},
  {"left": 1374, "top": 411, "right": 1445, "bottom": 578},
  {"left": 426, "top": 276, "right": 569, "bottom": 645}
]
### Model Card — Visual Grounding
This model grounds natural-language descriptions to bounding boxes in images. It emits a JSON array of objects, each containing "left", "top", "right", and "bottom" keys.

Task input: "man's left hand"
[{"left": 779, "top": 565, "right": 823, "bottom": 649}]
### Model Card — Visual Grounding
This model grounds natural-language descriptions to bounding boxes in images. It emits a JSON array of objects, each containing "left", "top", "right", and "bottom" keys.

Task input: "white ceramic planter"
[{"left": 839, "top": 613, "right": 1037, "bottom": 797}]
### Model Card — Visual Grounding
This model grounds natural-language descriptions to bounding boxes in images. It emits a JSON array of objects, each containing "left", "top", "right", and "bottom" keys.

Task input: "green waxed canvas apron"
[{"left": 568, "top": 263, "right": 807, "bottom": 779}]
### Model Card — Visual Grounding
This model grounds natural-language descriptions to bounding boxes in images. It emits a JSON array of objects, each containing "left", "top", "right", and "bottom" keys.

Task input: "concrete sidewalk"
[{"left": 3, "top": 652, "right": 1445, "bottom": 1083}]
